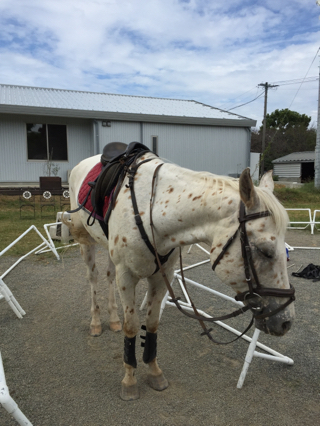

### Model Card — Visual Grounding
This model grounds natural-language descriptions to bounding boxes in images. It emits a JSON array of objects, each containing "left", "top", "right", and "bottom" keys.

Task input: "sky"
[{"left": 0, "top": 0, "right": 319, "bottom": 128}]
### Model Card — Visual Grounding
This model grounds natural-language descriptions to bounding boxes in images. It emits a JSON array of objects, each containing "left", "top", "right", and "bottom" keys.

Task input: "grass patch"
[
  {"left": 0, "top": 195, "right": 70, "bottom": 256},
  {"left": 1, "top": 183, "right": 320, "bottom": 257},
  {"left": 274, "top": 183, "right": 320, "bottom": 226}
]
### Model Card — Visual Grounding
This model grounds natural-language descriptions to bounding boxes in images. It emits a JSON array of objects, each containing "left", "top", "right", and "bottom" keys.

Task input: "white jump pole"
[{"left": 0, "top": 351, "right": 33, "bottom": 426}]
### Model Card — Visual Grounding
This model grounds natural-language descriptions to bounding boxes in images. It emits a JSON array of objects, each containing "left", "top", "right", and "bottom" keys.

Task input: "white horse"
[{"left": 66, "top": 149, "right": 295, "bottom": 400}]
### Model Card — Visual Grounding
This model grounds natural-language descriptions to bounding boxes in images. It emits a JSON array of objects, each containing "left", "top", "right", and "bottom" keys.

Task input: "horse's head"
[{"left": 210, "top": 168, "right": 295, "bottom": 336}]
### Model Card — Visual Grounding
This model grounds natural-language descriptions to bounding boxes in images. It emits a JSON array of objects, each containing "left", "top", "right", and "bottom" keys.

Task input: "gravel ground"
[{"left": 0, "top": 229, "right": 320, "bottom": 426}]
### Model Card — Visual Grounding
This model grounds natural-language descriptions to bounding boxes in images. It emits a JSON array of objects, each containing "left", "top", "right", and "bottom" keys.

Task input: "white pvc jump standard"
[
  {"left": 0, "top": 351, "right": 33, "bottom": 426},
  {"left": 0, "top": 278, "right": 26, "bottom": 319},
  {"left": 35, "top": 221, "right": 78, "bottom": 256},
  {"left": 286, "top": 208, "right": 314, "bottom": 233},
  {"left": 141, "top": 244, "right": 294, "bottom": 388},
  {"left": 312, "top": 209, "right": 320, "bottom": 234}
]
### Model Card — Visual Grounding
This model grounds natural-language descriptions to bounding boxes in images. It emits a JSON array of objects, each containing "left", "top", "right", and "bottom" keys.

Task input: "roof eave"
[{"left": 0, "top": 105, "right": 257, "bottom": 127}]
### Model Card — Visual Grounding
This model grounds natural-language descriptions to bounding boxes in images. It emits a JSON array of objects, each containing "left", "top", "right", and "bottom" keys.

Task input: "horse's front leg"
[
  {"left": 116, "top": 267, "right": 140, "bottom": 401},
  {"left": 142, "top": 271, "right": 171, "bottom": 391},
  {"left": 80, "top": 243, "right": 101, "bottom": 337},
  {"left": 105, "top": 254, "right": 122, "bottom": 332}
]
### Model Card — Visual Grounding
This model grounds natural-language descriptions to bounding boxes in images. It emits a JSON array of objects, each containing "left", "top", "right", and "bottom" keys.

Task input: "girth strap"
[{"left": 128, "top": 160, "right": 174, "bottom": 274}]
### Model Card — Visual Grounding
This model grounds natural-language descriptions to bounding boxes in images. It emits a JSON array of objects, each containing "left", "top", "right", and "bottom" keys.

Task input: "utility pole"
[
  {"left": 315, "top": 65, "right": 320, "bottom": 189},
  {"left": 258, "top": 82, "right": 278, "bottom": 176}
]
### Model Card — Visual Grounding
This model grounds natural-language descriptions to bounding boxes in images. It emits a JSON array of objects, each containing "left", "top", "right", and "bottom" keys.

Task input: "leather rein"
[{"left": 147, "top": 163, "right": 295, "bottom": 344}]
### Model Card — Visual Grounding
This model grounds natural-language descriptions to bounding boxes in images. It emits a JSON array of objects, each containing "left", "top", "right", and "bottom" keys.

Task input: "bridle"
[
  {"left": 144, "top": 162, "right": 295, "bottom": 344},
  {"left": 211, "top": 201, "right": 295, "bottom": 320}
]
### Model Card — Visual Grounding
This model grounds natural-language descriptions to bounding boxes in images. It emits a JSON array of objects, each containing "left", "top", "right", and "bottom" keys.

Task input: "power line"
[
  {"left": 288, "top": 47, "right": 320, "bottom": 110},
  {"left": 227, "top": 91, "right": 264, "bottom": 111},
  {"left": 270, "top": 77, "right": 318, "bottom": 86},
  {"left": 270, "top": 76, "right": 318, "bottom": 84}
]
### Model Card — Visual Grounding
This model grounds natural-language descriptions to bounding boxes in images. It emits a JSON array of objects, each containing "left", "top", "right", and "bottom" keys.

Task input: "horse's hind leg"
[
  {"left": 80, "top": 243, "right": 102, "bottom": 337},
  {"left": 142, "top": 272, "right": 171, "bottom": 391}
]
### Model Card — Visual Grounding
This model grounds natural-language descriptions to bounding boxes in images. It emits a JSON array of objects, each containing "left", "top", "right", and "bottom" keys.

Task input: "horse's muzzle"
[{"left": 254, "top": 298, "right": 295, "bottom": 336}]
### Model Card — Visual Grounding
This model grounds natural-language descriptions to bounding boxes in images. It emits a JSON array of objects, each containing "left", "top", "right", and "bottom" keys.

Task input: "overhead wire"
[
  {"left": 225, "top": 47, "right": 320, "bottom": 113},
  {"left": 227, "top": 90, "right": 264, "bottom": 111},
  {"left": 286, "top": 47, "right": 320, "bottom": 109}
]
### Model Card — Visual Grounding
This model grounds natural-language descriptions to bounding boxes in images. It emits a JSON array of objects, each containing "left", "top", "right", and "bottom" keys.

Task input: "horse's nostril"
[{"left": 282, "top": 321, "right": 291, "bottom": 332}]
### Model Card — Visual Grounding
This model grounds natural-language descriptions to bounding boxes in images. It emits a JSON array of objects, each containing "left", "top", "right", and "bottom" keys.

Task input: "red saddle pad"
[{"left": 78, "top": 162, "right": 113, "bottom": 219}]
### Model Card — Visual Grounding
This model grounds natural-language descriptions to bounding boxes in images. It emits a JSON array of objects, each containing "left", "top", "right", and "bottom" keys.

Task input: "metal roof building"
[
  {"left": 0, "top": 84, "right": 256, "bottom": 186},
  {"left": 272, "top": 151, "right": 315, "bottom": 182}
]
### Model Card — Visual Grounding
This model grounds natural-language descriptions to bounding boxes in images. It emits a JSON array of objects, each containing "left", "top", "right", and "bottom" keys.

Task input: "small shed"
[{"left": 272, "top": 151, "right": 315, "bottom": 182}]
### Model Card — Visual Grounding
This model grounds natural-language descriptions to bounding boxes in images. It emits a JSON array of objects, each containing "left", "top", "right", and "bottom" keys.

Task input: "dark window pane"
[
  {"left": 48, "top": 124, "right": 68, "bottom": 160},
  {"left": 152, "top": 136, "right": 158, "bottom": 154},
  {"left": 27, "top": 124, "right": 47, "bottom": 160}
]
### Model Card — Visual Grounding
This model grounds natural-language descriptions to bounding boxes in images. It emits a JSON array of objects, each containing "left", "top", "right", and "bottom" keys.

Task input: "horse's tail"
[{"left": 61, "top": 212, "right": 96, "bottom": 246}]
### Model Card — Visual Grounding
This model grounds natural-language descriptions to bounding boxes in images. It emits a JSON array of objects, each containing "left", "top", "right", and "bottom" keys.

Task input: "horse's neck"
[{"left": 152, "top": 164, "right": 239, "bottom": 249}]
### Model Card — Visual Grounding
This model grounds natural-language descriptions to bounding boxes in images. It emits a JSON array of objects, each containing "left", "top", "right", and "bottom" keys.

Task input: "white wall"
[
  {"left": 0, "top": 114, "right": 93, "bottom": 184},
  {"left": 98, "top": 120, "right": 250, "bottom": 176}
]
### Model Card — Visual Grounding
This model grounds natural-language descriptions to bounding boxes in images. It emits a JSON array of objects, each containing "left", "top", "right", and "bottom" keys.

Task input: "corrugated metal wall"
[
  {"left": 0, "top": 116, "right": 251, "bottom": 184},
  {"left": 273, "top": 163, "right": 301, "bottom": 179},
  {"left": 0, "top": 114, "right": 93, "bottom": 184},
  {"left": 99, "top": 121, "right": 249, "bottom": 176}
]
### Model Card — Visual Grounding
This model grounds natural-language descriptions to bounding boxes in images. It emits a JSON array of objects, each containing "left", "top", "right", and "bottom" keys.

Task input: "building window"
[
  {"left": 152, "top": 136, "right": 158, "bottom": 154},
  {"left": 27, "top": 124, "right": 68, "bottom": 161}
]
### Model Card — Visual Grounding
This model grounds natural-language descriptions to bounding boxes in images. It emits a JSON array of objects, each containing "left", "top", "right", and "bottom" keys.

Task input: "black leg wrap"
[
  {"left": 142, "top": 332, "right": 157, "bottom": 364},
  {"left": 124, "top": 336, "right": 137, "bottom": 368}
]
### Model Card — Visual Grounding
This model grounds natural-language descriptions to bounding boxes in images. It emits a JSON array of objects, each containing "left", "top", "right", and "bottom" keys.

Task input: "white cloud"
[{"left": 0, "top": 0, "right": 319, "bottom": 127}]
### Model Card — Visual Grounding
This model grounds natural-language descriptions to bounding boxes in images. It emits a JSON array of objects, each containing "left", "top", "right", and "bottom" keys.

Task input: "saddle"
[
  {"left": 72, "top": 141, "right": 175, "bottom": 274},
  {"left": 88, "top": 141, "right": 152, "bottom": 237}
]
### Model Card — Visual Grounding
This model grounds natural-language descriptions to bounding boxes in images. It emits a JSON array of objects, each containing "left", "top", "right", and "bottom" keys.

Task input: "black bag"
[{"left": 292, "top": 264, "right": 320, "bottom": 281}]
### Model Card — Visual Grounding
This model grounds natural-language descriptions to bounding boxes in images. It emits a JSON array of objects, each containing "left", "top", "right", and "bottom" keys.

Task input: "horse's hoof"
[
  {"left": 120, "top": 383, "right": 140, "bottom": 401},
  {"left": 90, "top": 325, "right": 102, "bottom": 337},
  {"left": 148, "top": 373, "right": 169, "bottom": 391},
  {"left": 110, "top": 321, "right": 122, "bottom": 332}
]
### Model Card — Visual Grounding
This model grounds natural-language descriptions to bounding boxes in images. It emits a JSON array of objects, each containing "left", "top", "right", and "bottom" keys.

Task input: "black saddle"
[
  {"left": 89, "top": 141, "right": 152, "bottom": 237},
  {"left": 101, "top": 142, "right": 128, "bottom": 166}
]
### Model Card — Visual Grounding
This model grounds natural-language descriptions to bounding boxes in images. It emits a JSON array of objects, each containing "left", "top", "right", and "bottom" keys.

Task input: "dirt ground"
[{"left": 1, "top": 229, "right": 320, "bottom": 426}]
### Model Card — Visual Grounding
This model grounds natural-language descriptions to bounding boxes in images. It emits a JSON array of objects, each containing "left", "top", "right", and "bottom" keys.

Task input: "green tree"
[
  {"left": 265, "top": 108, "right": 311, "bottom": 129},
  {"left": 251, "top": 109, "right": 316, "bottom": 173}
]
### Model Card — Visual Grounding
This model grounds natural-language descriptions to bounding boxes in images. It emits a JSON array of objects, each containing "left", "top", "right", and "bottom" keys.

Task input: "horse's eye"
[{"left": 256, "top": 245, "right": 274, "bottom": 259}]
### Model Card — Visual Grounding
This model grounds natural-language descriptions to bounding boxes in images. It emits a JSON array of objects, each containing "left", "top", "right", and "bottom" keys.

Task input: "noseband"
[{"left": 212, "top": 201, "right": 295, "bottom": 320}]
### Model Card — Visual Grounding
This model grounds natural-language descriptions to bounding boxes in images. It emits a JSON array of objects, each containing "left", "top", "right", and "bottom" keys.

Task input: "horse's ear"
[
  {"left": 259, "top": 170, "right": 274, "bottom": 192},
  {"left": 239, "top": 168, "right": 258, "bottom": 210}
]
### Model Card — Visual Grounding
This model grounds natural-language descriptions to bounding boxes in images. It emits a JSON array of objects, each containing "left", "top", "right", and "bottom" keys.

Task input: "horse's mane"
[{"left": 210, "top": 174, "right": 289, "bottom": 234}]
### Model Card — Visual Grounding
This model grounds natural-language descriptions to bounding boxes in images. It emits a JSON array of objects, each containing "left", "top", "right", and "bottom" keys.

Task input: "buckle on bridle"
[{"left": 244, "top": 291, "right": 263, "bottom": 311}]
